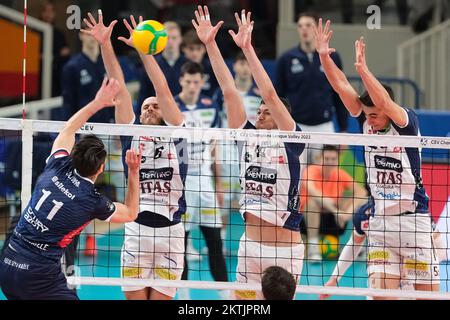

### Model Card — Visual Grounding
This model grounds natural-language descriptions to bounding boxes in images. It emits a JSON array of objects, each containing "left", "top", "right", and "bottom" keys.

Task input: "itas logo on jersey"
[
  {"left": 374, "top": 156, "right": 403, "bottom": 173},
  {"left": 140, "top": 168, "right": 174, "bottom": 181},
  {"left": 245, "top": 166, "right": 277, "bottom": 184}
]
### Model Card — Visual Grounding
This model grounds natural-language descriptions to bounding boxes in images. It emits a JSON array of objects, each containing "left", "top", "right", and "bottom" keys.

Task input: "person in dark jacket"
[{"left": 276, "top": 12, "right": 348, "bottom": 137}]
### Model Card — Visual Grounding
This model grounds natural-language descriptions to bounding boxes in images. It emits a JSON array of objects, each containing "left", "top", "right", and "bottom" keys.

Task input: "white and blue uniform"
[
  {"left": 120, "top": 118, "right": 188, "bottom": 297},
  {"left": 175, "top": 95, "right": 222, "bottom": 229},
  {"left": 0, "top": 149, "right": 116, "bottom": 300},
  {"left": 215, "top": 86, "right": 262, "bottom": 208},
  {"left": 355, "top": 107, "right": 440, "bottom": 284},
  {"left": 235, "top": 121, "right": 306, "bottom": 300}
]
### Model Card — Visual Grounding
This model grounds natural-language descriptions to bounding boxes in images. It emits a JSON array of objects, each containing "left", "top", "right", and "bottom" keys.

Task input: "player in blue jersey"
[
  {"left": 192, "top": 6, "right": 306, "bottom": 299},
  {"left": 315, "top": 19, "right": 440, "bottom": 297},
  {"left": 82, "top": 12, "right": 188, "bottom": 300},
  {"left": 0, "top": 78, "right": 141, "bottom": 300}
]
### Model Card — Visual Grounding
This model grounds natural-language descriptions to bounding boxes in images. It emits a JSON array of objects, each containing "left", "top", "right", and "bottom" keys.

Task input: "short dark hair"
[
  {"left": 323, "top": 145, "right": 339, "bottom": 153},
  {"left": 71, "top": 135, "right": 107, "bottom": 177},
  {"left": 359, "top": 84, "right": 395, "bottom": 107},
  {"left": 180, "top": 61, "right": 204, "bottom": 77},
  {"left": 261, "top": 266, "right": 296, "bottom": 300},
  {"left": 296, "top": 12, "right": 320, "bottom": 25},
  {"left": 182, "top": 29, "right": 203, "bottom": 47},
  {"left": 235, "top": 51, "right": 247, "bottom": 63},
  {"left": 260, "top": 97, "right": 292, "bottom": 114}
]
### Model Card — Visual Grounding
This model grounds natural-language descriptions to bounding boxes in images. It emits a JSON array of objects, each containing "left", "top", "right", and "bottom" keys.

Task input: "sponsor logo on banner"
[{"left": 140, "top": 168, "right": 174, "bottom": 181}]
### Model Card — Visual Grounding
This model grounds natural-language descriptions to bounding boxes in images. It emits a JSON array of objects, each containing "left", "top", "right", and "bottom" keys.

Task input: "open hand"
[
  {"left": 95, "top": 77, "right": 120, "bottom": 107},
  {"left": 192, "top": 5, "right": 224, "bottom": 45},
  {"left": 354, "top": 36, "right": 368, "bottom": 74},
  {"left": 81, "top": 10, "right": 117, "bottom": 45},
  {"left": 314, "top": 18, "right": 336, "bottom": 56},
  {"left": 118, "top": 15, "right": 144, "bottom": 48},
  {"left": 229, "top": 10, "right": 254, "bottom": 49}
]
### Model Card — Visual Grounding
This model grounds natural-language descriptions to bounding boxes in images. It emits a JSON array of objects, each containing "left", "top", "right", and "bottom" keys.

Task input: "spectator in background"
[
  {"left": 137, "top": 22, "right": 186, "bottom": 119},
  {"left": 39, "top": 0, "right": 71, "bottom": 97},
  {"left": 300, "top": 145, "right": 367, "bottom": 262},
  {"left": 276, "top": 12, "right": 348, "bottom": 162},
  {"left": 182, "top": 30, "right": 219, "bottom": 98}
]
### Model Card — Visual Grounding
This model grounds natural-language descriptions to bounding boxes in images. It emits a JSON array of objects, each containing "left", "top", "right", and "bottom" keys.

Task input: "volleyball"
[
  {"left": 319, "top": 235, "right": 339, "bottom": 259},
  {"left": 132, "top": 20, "right": 168, "bottom": 55}
]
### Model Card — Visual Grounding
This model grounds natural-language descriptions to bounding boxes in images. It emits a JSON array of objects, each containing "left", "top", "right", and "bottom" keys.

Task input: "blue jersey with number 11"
[{"left": 10, "top": 149, "right": 116, "bottom": 262}]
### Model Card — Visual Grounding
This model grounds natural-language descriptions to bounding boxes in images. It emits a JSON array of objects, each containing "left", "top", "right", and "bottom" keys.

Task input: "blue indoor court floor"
[{"left": 1, "top": 212, "right": 449, "bottom": 300}]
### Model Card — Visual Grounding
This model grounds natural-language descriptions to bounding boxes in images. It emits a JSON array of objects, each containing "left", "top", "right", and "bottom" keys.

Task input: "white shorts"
[
  {"left": 367, "top": 214, "right": 440, "bottom": 285},
  {"left": 183, "top": 174, "right": 222, "bottom": 230},
  {"left": 121, "top": 221, "right": 185, "bottom": 297},
  {"left": 235, "top": 234, "right": 304, "bottom": 300}
]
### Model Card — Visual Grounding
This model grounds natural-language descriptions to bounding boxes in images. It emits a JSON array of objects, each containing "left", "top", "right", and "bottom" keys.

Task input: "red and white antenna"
[{"left": 22, "top": 0, "right": 27, "bottom": 119}]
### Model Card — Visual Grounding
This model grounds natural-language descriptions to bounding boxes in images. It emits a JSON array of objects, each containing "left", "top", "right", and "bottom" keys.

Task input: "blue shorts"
[{"left": 0, "top": 245, "right": 78, "bottom": 300}]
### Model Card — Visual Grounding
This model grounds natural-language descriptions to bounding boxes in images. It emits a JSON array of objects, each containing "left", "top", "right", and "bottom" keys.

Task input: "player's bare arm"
[
  {"left": 192, "top": 5, "right": 246, "bottom": 129},
  {"left": 52, "top": 78, "right": 120, "bottom": 154},
  {"left": 354, "top": 37, "right": 408, "bottom": 127},
  {"left": 110, "top": 148, "right": 142, "bottom": 223},
  {"left": 230, "top": 10, "right": 295, "bottom": 131},
  {"left": 119, "top": 15, "right": 184, "bottom": 126},
  {"left": 315, "top": 19, "right": 362, "bottom": 117},
  {"left": 81, "top": 10, "right": 134, "bottom": 124}
]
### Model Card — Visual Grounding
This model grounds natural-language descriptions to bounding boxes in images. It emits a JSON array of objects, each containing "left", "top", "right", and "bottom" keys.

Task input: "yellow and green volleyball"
[
  {"left": 132, "top": 20, "right": 168, "bottom": 55},
  {"left": 319, "top": 234, "right": 340, "bottom": 259}
]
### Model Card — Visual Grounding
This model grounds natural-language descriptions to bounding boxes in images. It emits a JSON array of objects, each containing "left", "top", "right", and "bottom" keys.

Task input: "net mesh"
[{"left": 1, "top": 118, "right": 450, "bottom": 300}]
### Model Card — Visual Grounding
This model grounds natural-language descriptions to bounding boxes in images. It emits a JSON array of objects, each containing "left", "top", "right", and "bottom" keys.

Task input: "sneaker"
[{"left": 84, "top": 235, "right": 97, "bottom": 257}]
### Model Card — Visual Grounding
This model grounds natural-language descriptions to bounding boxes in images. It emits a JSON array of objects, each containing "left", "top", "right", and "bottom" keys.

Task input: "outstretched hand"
[
  {"left": 118, "top": 15, "right": 144, "bottom": 48},
  {"left": 192, "top": 5, "right": 224, "bottom": 45},
  {"left": 81, "top": 10, "right": 117, "bottom": 45},
  {"left": 125, "top": 147, "right": 142, "bottom": 174},
  {"left": 95, "top": 77, "right": 120, "bottom": 107},
  {"left": 354, "top": 36, "right": 368, "bottom": 73},
  {"left": 229, "top": 9, "right": 254, "bottom": 49},
  {"left": 314, "top": 18, "right": 336, "bottom": 56}
]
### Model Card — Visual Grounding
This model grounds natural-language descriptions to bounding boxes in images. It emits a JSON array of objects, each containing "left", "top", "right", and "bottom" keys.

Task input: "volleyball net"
[{"left": 1, "top": 117, "right": 450, "bottom": 300}]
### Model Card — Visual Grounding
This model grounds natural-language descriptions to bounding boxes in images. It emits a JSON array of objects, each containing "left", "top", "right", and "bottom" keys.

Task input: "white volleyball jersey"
[
  {"left": 355, "top": 107, "right": 429, "bottom": 217},
  {"left": 237, "top": 121, "right": 305, "bottom": 231},
  {"left": 121, "top": 130, "right": 188, "bottom": 223}
]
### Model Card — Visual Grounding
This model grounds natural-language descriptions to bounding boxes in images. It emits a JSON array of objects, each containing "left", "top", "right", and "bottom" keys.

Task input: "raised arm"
[
  {"left": 52, "top": 78, "right": 120, "bottom": 154},
  {"left": 81, "top": 10, "right": 134, "bottom": 124},
  {"left": 354, "top": 37, "right": 407, "bottom": 127},
  {"left": 119, "top": 16, "right": 184, "bottom": 126},
  {"left": 192, "top": 5, "right": 246, "bottom": 129},
  {"left": 109, "top": 148, "right": 141, "bottom": 223},
  {"left": 315, "top": 19, "right": 362, "bottom": 117},
  {"left": 230, "top": 10, "right": 294, "bottom": 131}
]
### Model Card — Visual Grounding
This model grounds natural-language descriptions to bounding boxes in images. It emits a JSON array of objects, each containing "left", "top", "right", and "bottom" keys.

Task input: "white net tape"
[{"left": 1, "top": 118, "right": 450, "bottom": 300}]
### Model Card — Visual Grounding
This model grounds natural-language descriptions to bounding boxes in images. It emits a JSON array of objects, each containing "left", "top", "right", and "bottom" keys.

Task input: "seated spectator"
[{"left": 300, "top": 145, "right": 367, "bottom": 262}]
